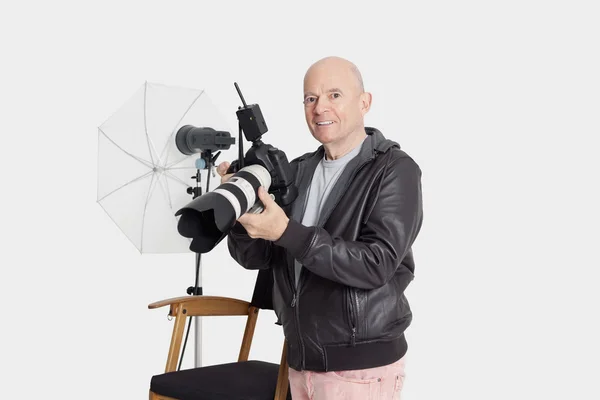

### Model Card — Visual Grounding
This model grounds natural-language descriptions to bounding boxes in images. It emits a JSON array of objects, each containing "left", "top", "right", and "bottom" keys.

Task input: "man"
[{"left": 217, "top": 56, "right": 423, "bottom": 399}]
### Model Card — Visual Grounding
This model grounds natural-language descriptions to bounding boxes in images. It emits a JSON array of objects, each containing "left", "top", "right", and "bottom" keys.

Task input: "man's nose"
[{"left": 313, "top": 96, "right": 330, "bottom": 114}]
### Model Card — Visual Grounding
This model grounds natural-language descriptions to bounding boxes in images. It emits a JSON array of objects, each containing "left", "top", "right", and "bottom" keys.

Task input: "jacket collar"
[
  {"left": 298, "top": 126, "right": 399, "bottom": 165},
  {"left": 290, "top": 127, "right": 399, "bottom": 223}
]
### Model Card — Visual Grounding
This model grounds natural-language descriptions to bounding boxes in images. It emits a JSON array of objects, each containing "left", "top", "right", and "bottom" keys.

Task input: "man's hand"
[
  {"left": 238, "top": 186, "right": 289, "bottom": 241},
  {"left": 216, "top": 161, "right": 234, "bottom": 184}
]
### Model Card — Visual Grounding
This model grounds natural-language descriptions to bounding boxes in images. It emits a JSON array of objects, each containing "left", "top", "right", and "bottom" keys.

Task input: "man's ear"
[{"left": 360, "top": 91, "right": 372, "bottom": 115}]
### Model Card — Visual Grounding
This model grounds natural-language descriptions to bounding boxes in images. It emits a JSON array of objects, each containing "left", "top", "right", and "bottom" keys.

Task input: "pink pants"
[{"left": 288, "top": 356, "right": 406, "bottom": 399}]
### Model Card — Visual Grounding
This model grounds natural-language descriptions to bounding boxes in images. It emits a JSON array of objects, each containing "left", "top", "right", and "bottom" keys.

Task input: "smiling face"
[{"left": 303, "top": 57, "right": 372, "bottom": 159}]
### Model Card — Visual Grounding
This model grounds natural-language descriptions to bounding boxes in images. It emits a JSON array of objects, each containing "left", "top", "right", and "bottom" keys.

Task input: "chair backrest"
[{"left": 148, "top": 268, "right": 289, "bottom": 400}]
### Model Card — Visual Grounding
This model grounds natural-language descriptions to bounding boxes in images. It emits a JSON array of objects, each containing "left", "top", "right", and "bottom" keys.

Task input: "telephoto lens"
[{"left": 175, "top": 164, "right": 272, "bottom": 253}]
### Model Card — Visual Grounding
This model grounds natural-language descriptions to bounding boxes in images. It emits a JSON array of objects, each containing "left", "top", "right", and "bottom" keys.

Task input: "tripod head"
[{"left": 186, "top": 149, "right": 222, "bottom": 200}]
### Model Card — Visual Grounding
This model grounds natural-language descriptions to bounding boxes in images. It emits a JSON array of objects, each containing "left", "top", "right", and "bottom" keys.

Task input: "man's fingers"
[
  {"left": 217, "top": 162, "right": 234, "bottom": 184},
  {"left": 238, "top": 213, "right": 255, "bottom": 225},
  {"left": 257, "top": 186, "right": 274, "bottom": 207},
  {"left": 220, "top": 173, "right": 233, "bottom": 185},
  {"left": 216, "top": 161, "right": 231, "bottom": 176}
]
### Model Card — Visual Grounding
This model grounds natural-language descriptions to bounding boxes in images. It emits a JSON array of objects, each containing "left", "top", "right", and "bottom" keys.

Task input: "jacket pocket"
[{"left": 346, "top": 287, "right": 358, "bottom": 346}]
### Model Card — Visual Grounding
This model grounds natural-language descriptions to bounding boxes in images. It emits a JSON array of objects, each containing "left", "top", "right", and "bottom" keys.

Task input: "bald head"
[
  {"left": 304, "top": 56, "right": 365, "bottom": 94},
  {"left": 301, "top": 56, "right": 372, "bottom": 159}
]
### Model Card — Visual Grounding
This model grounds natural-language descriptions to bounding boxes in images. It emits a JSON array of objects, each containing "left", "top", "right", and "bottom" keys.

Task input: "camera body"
[
  {"left": 227, "top": 85, "right": 298, "bottom": 207},
  {"left": 227, "top": 141, "right": 298, "bottom": 207}
]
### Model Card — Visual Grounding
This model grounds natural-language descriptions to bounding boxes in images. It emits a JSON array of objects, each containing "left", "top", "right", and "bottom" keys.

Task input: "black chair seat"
[{"left": 150, "top": 360, "right": 291, "bottom": 400}]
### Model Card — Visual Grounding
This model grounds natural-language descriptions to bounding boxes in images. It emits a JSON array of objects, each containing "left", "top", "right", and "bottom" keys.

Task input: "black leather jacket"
[{"left": 227, "top": 127, "right": 423, "bottom": 372}]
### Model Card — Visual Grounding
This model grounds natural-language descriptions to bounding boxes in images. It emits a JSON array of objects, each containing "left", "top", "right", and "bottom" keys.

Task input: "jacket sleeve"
[
  {"left": 227, "top": 221, "right": 273, "bottom": 270},
  {"left": 274, "top": 154, "right": 423, "bottom": 289}
]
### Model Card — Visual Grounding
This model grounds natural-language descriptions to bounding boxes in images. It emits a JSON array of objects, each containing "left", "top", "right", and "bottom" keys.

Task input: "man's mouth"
[{"left": 316, "top": 121, "right": 334, "bottom": 126}]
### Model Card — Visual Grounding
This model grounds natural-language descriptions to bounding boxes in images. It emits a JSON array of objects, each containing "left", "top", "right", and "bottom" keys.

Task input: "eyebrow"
[{"left": 304, "top": 88, "right": 344, "bottom": 97}]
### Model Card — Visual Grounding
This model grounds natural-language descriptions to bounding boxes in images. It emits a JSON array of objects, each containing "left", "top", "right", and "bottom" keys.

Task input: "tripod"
[{"left": 178, "top": 149, "right": 221, "bottom": 370}]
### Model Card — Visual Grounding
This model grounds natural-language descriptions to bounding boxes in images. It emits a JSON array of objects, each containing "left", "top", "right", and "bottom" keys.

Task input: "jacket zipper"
[
  {"left": 289, "top": 157, "right": 309, "bottom": 370},
  {"left": 287, "top": 255, "right": 306, "bottom": 369}
]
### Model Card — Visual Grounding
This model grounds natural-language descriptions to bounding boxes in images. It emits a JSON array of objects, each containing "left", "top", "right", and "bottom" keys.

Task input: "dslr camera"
[{"left": 175, "top": 83, "right": 298, "bottom": 253}]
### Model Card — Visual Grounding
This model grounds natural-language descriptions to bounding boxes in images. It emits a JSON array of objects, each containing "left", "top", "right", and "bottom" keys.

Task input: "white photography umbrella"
[{"left": 97, "top": 81, "right": 233, "bottom": 253}]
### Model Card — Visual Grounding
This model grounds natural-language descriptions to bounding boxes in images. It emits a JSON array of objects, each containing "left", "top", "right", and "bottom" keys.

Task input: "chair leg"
[{"left": 239, "top": 306, "right": 259, "bottom": 361}]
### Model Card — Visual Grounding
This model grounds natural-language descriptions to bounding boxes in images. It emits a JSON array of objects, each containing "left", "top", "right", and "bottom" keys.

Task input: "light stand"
[{"left": 177, "top": 149, "right": 221, "bottom": 370}]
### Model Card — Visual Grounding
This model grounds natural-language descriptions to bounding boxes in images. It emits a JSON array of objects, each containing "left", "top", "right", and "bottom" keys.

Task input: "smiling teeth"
[{"left": 317, "top": 121, "right": 333, "bottom": 125}]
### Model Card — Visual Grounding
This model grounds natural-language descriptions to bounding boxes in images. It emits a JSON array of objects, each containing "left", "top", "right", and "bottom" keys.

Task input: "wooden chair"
[{"left": 147, "top": 269, "right": 290, "bottom": 400}]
